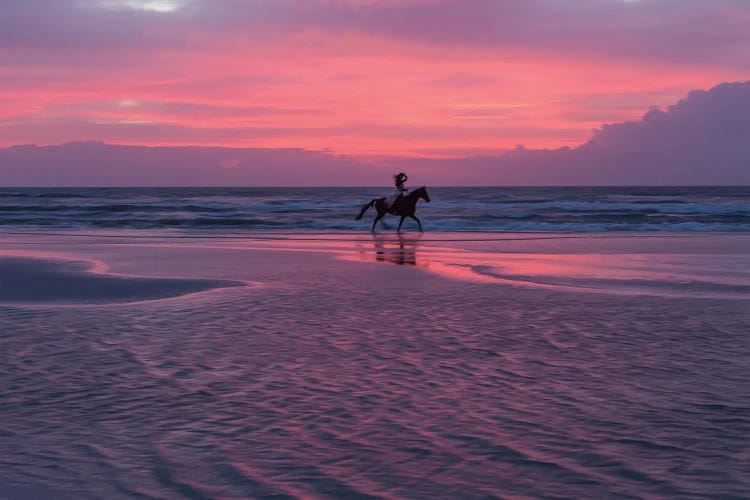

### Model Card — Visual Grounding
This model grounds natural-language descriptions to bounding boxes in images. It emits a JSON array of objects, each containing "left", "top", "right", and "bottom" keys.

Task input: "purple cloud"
[
  {"left": 392, "top": 81, "right": 750, "bottom": 185},
  {"left": 0, "top": 141, "right": 381, "bottom": 186}
]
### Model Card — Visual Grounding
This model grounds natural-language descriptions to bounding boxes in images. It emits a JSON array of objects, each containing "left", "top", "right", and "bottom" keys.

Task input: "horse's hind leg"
[
  {"left": 410, "top": 215, "right": 423, "bottom": 232},
  {"left": 372, "top": 213, "right": 384, "bottom": 232}
]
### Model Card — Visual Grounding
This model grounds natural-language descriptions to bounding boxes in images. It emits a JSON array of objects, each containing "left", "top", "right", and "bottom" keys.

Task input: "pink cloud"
[{"left": 1, "top": 0, "right": 748, "bottom": 159}]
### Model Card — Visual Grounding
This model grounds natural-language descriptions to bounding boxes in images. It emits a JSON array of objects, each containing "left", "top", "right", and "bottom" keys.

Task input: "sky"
[{"left": 1, "top": 0, "right": 749, "bottom": 161}]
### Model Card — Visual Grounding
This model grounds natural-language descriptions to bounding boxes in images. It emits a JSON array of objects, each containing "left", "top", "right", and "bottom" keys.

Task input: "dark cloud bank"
[
  {"left": 5, "top": 0, "right": 748, "bottom": 69},
  {"left": 0, "top": 142, "right": 381, "bottom": 187},
  {"left": 1, "top": 81, "right": 748, "bottom": 186}
]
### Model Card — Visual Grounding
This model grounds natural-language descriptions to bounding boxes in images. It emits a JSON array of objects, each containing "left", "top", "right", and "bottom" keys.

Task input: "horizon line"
[{"left": 3, "top": 185, "right": 748, "bottom": 189}]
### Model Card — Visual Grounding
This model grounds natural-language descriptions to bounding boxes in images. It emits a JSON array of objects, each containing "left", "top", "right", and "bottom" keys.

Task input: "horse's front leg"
[
  {"left": 410, "top": 215, "right": 423, "bottom": 233},
  {"left": 397, "top": 216, "right": 406, "bottom": 232}
]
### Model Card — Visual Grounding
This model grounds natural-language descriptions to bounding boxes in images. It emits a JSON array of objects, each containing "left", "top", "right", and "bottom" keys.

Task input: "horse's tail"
[{"left": 355, "top": 199, "right": 377, "bottom": 220}]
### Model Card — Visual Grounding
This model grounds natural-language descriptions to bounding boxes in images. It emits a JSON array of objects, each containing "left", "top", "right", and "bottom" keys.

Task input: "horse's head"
[{"left": 413, "top": 186, "right": 430, "bottom": 203}]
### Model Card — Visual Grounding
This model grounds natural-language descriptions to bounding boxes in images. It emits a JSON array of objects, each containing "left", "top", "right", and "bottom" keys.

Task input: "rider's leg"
[{"left": 386, "top": 194, "right": 398, "bottom": 211}]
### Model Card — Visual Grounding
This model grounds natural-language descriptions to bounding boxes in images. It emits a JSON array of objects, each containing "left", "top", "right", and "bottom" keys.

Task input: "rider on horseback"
[
  {"left": 355, "top": 177, "right": 429, "bottom": 232},
  {"left": 387, "top": 173, "right": 409, "bottom": 213}
]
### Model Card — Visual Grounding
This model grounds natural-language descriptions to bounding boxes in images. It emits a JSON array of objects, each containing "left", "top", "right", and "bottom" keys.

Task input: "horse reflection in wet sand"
[
  {"left": 355, "top": 186, "right": 431, "bottom": 232},
  {"left": 373, "top": 234, "right": 417, "bottom": 266}
]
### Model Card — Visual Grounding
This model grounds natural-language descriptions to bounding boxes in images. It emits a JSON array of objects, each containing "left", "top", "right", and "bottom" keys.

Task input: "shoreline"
[{"left": 2, "top": 230, "right": 749, "bottom": 303}]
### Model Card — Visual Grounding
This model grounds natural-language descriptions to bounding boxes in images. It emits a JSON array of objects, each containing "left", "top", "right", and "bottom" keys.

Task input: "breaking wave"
[{"left": 1, "top": 186, "right": 748, "bottom": 232}]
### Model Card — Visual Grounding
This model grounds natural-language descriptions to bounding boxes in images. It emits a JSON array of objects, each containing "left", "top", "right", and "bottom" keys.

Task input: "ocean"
[{"left": 1, "top": 186, "right": 749, "bottom": 232}]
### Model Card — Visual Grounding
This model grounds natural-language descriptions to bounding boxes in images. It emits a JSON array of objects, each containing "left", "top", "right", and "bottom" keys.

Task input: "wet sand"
[
  {"left": 0, "top": 256, "right": 243, "bottom": 305},
  {"left": 4, "top": 230, "right": 749, "bottom": 301},
  {"left": 1, "top": 231, "right": 749, "bottom": 498}
]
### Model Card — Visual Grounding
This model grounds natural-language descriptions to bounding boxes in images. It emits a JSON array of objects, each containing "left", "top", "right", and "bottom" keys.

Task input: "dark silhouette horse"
[{"left": 355, "top": 186, "right": 430, "bottom": 232}]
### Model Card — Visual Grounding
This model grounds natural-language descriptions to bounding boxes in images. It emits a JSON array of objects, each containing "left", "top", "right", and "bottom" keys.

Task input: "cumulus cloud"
[{"left": 392, "top": 81, "right": 750, "bottom": 185}]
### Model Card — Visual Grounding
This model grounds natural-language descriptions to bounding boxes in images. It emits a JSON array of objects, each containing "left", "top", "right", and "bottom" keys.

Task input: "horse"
[{"left": 355, "top": 186, "right": 431, "bottom": 232}]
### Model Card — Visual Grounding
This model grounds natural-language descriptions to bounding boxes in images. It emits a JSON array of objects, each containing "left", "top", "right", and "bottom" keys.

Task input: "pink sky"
[{"left": 2, "top": 0, "right": 749, "bottom": 159}]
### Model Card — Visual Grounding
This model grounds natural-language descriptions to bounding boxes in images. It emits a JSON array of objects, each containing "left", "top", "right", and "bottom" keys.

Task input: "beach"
[
  {"left": 5, "top": 0, "right": 750, "bottom": 495},
  {"left": 1, "top": 230, "right": 749, "bottom": 498}
]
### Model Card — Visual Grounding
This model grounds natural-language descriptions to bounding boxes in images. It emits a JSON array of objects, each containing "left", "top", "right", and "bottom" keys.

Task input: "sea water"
[{"left": 1, "top": 186, "right": 748, "bottom": 232}]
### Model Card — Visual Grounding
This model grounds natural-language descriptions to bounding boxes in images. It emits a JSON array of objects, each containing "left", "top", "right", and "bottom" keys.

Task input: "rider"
[{"left": 387, "top": 172, "right": 409, "bottom": 212}]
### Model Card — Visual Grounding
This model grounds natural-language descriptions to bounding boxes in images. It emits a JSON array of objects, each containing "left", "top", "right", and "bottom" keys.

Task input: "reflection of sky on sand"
[
  {"left": 335, "top": 234, "right": 750, "bottom": 299},
  {"left": 430, "top": 253, "right": 750, "bottom": 298},
  {"left": 4, "top": 230, "right": 749, "bottom": 299}
]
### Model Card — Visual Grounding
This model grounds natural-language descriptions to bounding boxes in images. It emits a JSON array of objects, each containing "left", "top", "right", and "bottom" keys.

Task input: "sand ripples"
[{"left": 2, "top": 249, "right": 749, "bottom": 498}]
